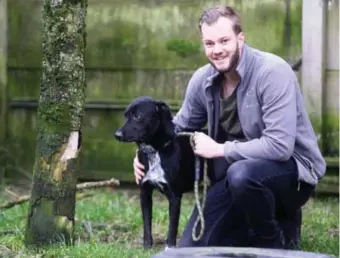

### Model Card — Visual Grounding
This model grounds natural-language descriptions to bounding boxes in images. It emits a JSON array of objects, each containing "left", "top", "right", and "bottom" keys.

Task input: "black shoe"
[
  {"left": 248, "top": 227, "right": 285, "bottom": 249},
  {"left": 278, "top": 208, "right": 302, "bottom": 250}
]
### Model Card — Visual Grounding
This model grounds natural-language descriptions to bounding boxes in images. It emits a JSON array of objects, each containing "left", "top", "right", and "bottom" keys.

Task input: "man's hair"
[{"left": 198, "top": 5, "right": 242, "bottom": 35}]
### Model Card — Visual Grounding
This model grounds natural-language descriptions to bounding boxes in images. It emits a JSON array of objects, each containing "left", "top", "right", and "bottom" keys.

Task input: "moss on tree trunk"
[{"left": 24, "top": 0, "right": 88, "bottom": 248}]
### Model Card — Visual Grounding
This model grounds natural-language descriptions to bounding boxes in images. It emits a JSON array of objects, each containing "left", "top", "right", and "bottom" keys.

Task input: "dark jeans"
[{"left": 178, "top": 158, "right": 314, "bottom": 249}]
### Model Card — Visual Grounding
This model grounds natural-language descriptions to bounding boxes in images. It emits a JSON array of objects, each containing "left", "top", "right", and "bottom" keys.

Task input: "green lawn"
[{"left": 0, "top": 189, "right": 338, "bottom": 257}]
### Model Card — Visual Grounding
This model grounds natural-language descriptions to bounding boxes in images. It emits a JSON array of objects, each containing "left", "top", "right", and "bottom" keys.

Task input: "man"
[{"left": 133, "top": 5, "right": 326, "bottom": 249}]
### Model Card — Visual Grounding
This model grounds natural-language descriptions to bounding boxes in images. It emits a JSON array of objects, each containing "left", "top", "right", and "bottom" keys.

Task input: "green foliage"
[
  {"left": 166, "top": 39, "right": 201, "bottom": 58},
  {"left": 301, "top": 197, "right": 339, "bottom": 255}
]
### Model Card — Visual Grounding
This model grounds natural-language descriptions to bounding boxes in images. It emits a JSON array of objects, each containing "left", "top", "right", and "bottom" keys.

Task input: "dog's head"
[{"left": 114, "top": 96, "right": 175, "bottom": 144}]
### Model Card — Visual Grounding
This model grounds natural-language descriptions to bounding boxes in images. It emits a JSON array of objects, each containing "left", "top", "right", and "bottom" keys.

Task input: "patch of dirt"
[
  {"left": 0, "top": 245, "right": 13, "bottom": 257},
  {"left": 327, "top": 227, "right": 339, "bottom": 237},
  {"left": 130, "top": 236, "right": 166, "bottom": 249}
]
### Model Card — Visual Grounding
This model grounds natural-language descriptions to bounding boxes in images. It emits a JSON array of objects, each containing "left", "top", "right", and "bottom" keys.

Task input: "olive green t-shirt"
[{"left": 219, "top": 88, "right": 246, "bottom": 142}]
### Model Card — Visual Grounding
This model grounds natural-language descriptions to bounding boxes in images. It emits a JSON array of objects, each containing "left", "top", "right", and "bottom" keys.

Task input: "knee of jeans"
[{"left": 227, "top": 161, "right": 251, "bottom": 194}]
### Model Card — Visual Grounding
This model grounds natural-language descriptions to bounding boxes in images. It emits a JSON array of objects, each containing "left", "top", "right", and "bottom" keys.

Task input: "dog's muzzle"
[{"left": 114, "top": 129, "right": 123, "bottom": 141}]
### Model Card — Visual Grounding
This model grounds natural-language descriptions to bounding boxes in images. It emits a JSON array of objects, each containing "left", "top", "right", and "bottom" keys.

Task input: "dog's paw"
[
  {"left": 164, "top": 245, "right": 175, "bottom": 251},
  {"left": 143, "top": 244, "right": 153, "bottom": 249},
  {"left": 143, "top": 241, "right": 153, "bottom": 249}
]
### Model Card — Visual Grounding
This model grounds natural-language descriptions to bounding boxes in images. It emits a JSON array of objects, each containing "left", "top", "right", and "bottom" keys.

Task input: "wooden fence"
[{"left": 0, "top": 0, "right": 338, "bottom": 194}]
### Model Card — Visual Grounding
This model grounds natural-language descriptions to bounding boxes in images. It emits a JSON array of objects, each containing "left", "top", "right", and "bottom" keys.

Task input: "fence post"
[
  {"left": 0, "top": 0, "right": 8, "bottom": 143},
  {"left": 301, "top": 0, "right": 326, "bottom": 143}
]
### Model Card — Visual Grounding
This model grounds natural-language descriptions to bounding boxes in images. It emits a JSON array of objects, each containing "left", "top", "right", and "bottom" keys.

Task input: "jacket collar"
[{"left": 204, "top": 43, "right": 252, "bottom": 89}]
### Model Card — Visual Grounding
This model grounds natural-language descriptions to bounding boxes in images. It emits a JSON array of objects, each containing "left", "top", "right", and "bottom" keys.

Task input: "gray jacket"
[{"left": 173, "top": 44, "right": 326, "bottom": 186}]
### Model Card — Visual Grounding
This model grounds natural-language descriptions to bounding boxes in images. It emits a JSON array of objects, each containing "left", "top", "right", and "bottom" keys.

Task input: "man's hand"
[
  {"left": 193, "top": 132, "right": 225, "bottom": 158},
  {"left": 133, "top": 150, "right": 145, "bottom": 184}
]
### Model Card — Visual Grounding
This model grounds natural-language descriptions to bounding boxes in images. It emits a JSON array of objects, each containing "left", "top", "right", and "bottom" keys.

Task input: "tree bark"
[{"left": 24, "top": 0, "right": 88, "bottom": 248}]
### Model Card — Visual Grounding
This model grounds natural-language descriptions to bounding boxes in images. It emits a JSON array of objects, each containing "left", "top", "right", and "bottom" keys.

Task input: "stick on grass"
[{"left": 0, "top": 178, "right": 120, "bottom": 210}]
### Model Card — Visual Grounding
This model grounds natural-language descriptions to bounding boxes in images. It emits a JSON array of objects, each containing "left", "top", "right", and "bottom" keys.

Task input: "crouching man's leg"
[
  {"left": 226, "top": 158, "right": 314, "bottom": 249},
  {"left": 178, "top": 179, "right": 249, "bottom": 247}
]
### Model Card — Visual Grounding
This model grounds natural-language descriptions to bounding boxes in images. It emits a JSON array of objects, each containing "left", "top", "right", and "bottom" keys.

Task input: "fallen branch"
[
  {"left": 0, "top": 178, "right": 120, "bottom": 210},
  {"left": 0, "top": 229, "right": 19, "bottom": 236},
  {"left": 4, "top": 188, "right": 21, "bottom": 198},
  {"left": 76, "top": 178, "right": 120, "bottom": 191},
  {"left": 0, "top": 195, "right": 28, "bottom": 209}
]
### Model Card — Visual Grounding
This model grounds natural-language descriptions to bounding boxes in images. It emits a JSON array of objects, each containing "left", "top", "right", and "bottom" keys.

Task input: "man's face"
[{"left": 201, "top": 17, "right": 244, "bottom": 73}]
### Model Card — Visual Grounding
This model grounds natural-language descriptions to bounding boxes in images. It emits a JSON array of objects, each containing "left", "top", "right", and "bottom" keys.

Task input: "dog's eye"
[{"left": 133, "top": 114, "right": 142, "bottom": 122}]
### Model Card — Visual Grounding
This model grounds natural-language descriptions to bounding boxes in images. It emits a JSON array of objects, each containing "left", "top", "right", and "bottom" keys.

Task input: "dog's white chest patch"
[{"left": 140, "top": 145, "right": 167, "bottom": 187}]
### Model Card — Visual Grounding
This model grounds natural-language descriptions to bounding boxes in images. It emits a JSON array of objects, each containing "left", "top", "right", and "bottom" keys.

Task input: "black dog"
[{"left": 114, "top": 96, "right": 204, "bottom": 249}]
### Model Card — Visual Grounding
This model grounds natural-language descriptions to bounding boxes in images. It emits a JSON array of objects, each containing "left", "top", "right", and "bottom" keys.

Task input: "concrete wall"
[
  {"left": 302, "top": 0, "right": 339, "bottom": 155},
  {"left": 325, "top": 0, "right": 339, "bottom": 113}
]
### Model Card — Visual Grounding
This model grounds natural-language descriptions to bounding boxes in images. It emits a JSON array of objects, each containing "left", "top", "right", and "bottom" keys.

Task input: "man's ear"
[{"left": 237, "top": 31, "right": 245, "bottom": 46}]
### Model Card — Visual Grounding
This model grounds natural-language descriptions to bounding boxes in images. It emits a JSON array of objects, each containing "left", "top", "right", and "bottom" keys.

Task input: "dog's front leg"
[
  {"left": 140, "top": 183, "right": 153, "bottom": 249},
  {"left": 166, "top": 194, "right": 182, "bottom": 248}
]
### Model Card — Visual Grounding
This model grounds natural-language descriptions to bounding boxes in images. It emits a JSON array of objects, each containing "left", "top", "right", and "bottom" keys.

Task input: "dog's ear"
[
  {"left": 156, "top": 101, "right": 172, "bottom": 120},
  {"left": 156, "top": 100, "right": 175, "bottom": 136}
]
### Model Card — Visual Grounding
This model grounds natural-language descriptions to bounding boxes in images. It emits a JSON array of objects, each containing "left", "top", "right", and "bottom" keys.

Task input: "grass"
[{"left": 0, "top": 189, "right": 338, "bottom": 258}]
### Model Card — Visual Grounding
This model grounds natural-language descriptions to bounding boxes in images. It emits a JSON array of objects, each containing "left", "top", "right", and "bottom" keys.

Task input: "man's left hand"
[{"left": 192, "top": 132, "right": 225, "bottom": 158}]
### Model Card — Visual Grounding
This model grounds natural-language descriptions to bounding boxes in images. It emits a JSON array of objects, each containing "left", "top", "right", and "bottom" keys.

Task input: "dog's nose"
[{"left": 114, "top": 129, "right": 123, "bottom": 140}]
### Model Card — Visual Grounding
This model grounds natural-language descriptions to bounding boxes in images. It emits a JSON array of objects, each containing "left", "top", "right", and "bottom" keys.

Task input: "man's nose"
[{"left": 213, "top": 43, "right": 223, "bottom": 55}]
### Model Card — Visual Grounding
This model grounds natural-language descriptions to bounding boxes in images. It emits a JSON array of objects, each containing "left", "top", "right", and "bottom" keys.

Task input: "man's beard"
[{"left": 209, "top": 44, "right": 240, "bottom": 74}]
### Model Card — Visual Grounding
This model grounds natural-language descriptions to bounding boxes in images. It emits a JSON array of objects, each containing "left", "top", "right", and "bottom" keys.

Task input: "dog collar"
[
  {"left": 139, "top": 140, "right": 172, "bottom": 154},
  {"left": 139, "top": 144, "right": 156, "bottom": 154}
]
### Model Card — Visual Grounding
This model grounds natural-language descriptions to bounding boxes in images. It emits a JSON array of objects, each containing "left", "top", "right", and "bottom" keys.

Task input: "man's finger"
[
  {"left": 192, "top": 132, "right": 197, "bottom": 147},
  {"left": 134, "top": 159, "right": 145, "bottom": 170},
  {"left": 135, "top": 167, "right": 145, "bottom": 176},
  {"left": 135, "top": 171, "right": 141, "bottom": 179},
  {"left": 136, "top": 163, "right": 145, "bottom": 170}
]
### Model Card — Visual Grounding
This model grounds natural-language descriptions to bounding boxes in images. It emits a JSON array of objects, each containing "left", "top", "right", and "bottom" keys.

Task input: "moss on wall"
[
  {"left": 322, "top": 111, "right": 339, "bottom": 156},
  {"left": 8, "top": 0, "right": 302, "bottom": 69},
  {"left": 308, "top": 110, "right": 339, "bottom": 157},
  {"left": 8, "top": 0, "right": 304, "bottom": 101}
]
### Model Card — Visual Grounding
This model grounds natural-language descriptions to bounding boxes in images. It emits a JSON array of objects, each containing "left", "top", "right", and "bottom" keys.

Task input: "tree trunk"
[{"left": 24, "top": 0, "right": 88, "bottom": 248}]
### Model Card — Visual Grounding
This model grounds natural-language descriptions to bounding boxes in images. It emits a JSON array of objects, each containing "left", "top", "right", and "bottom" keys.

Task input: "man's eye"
[{"left": 221, "top": 39, "right": 229, "bottom": 44}]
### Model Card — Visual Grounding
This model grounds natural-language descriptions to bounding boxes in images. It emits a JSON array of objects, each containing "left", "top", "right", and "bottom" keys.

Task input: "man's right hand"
[{"left": 133, "top": 151, "right": 145, "bottom": 184}]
